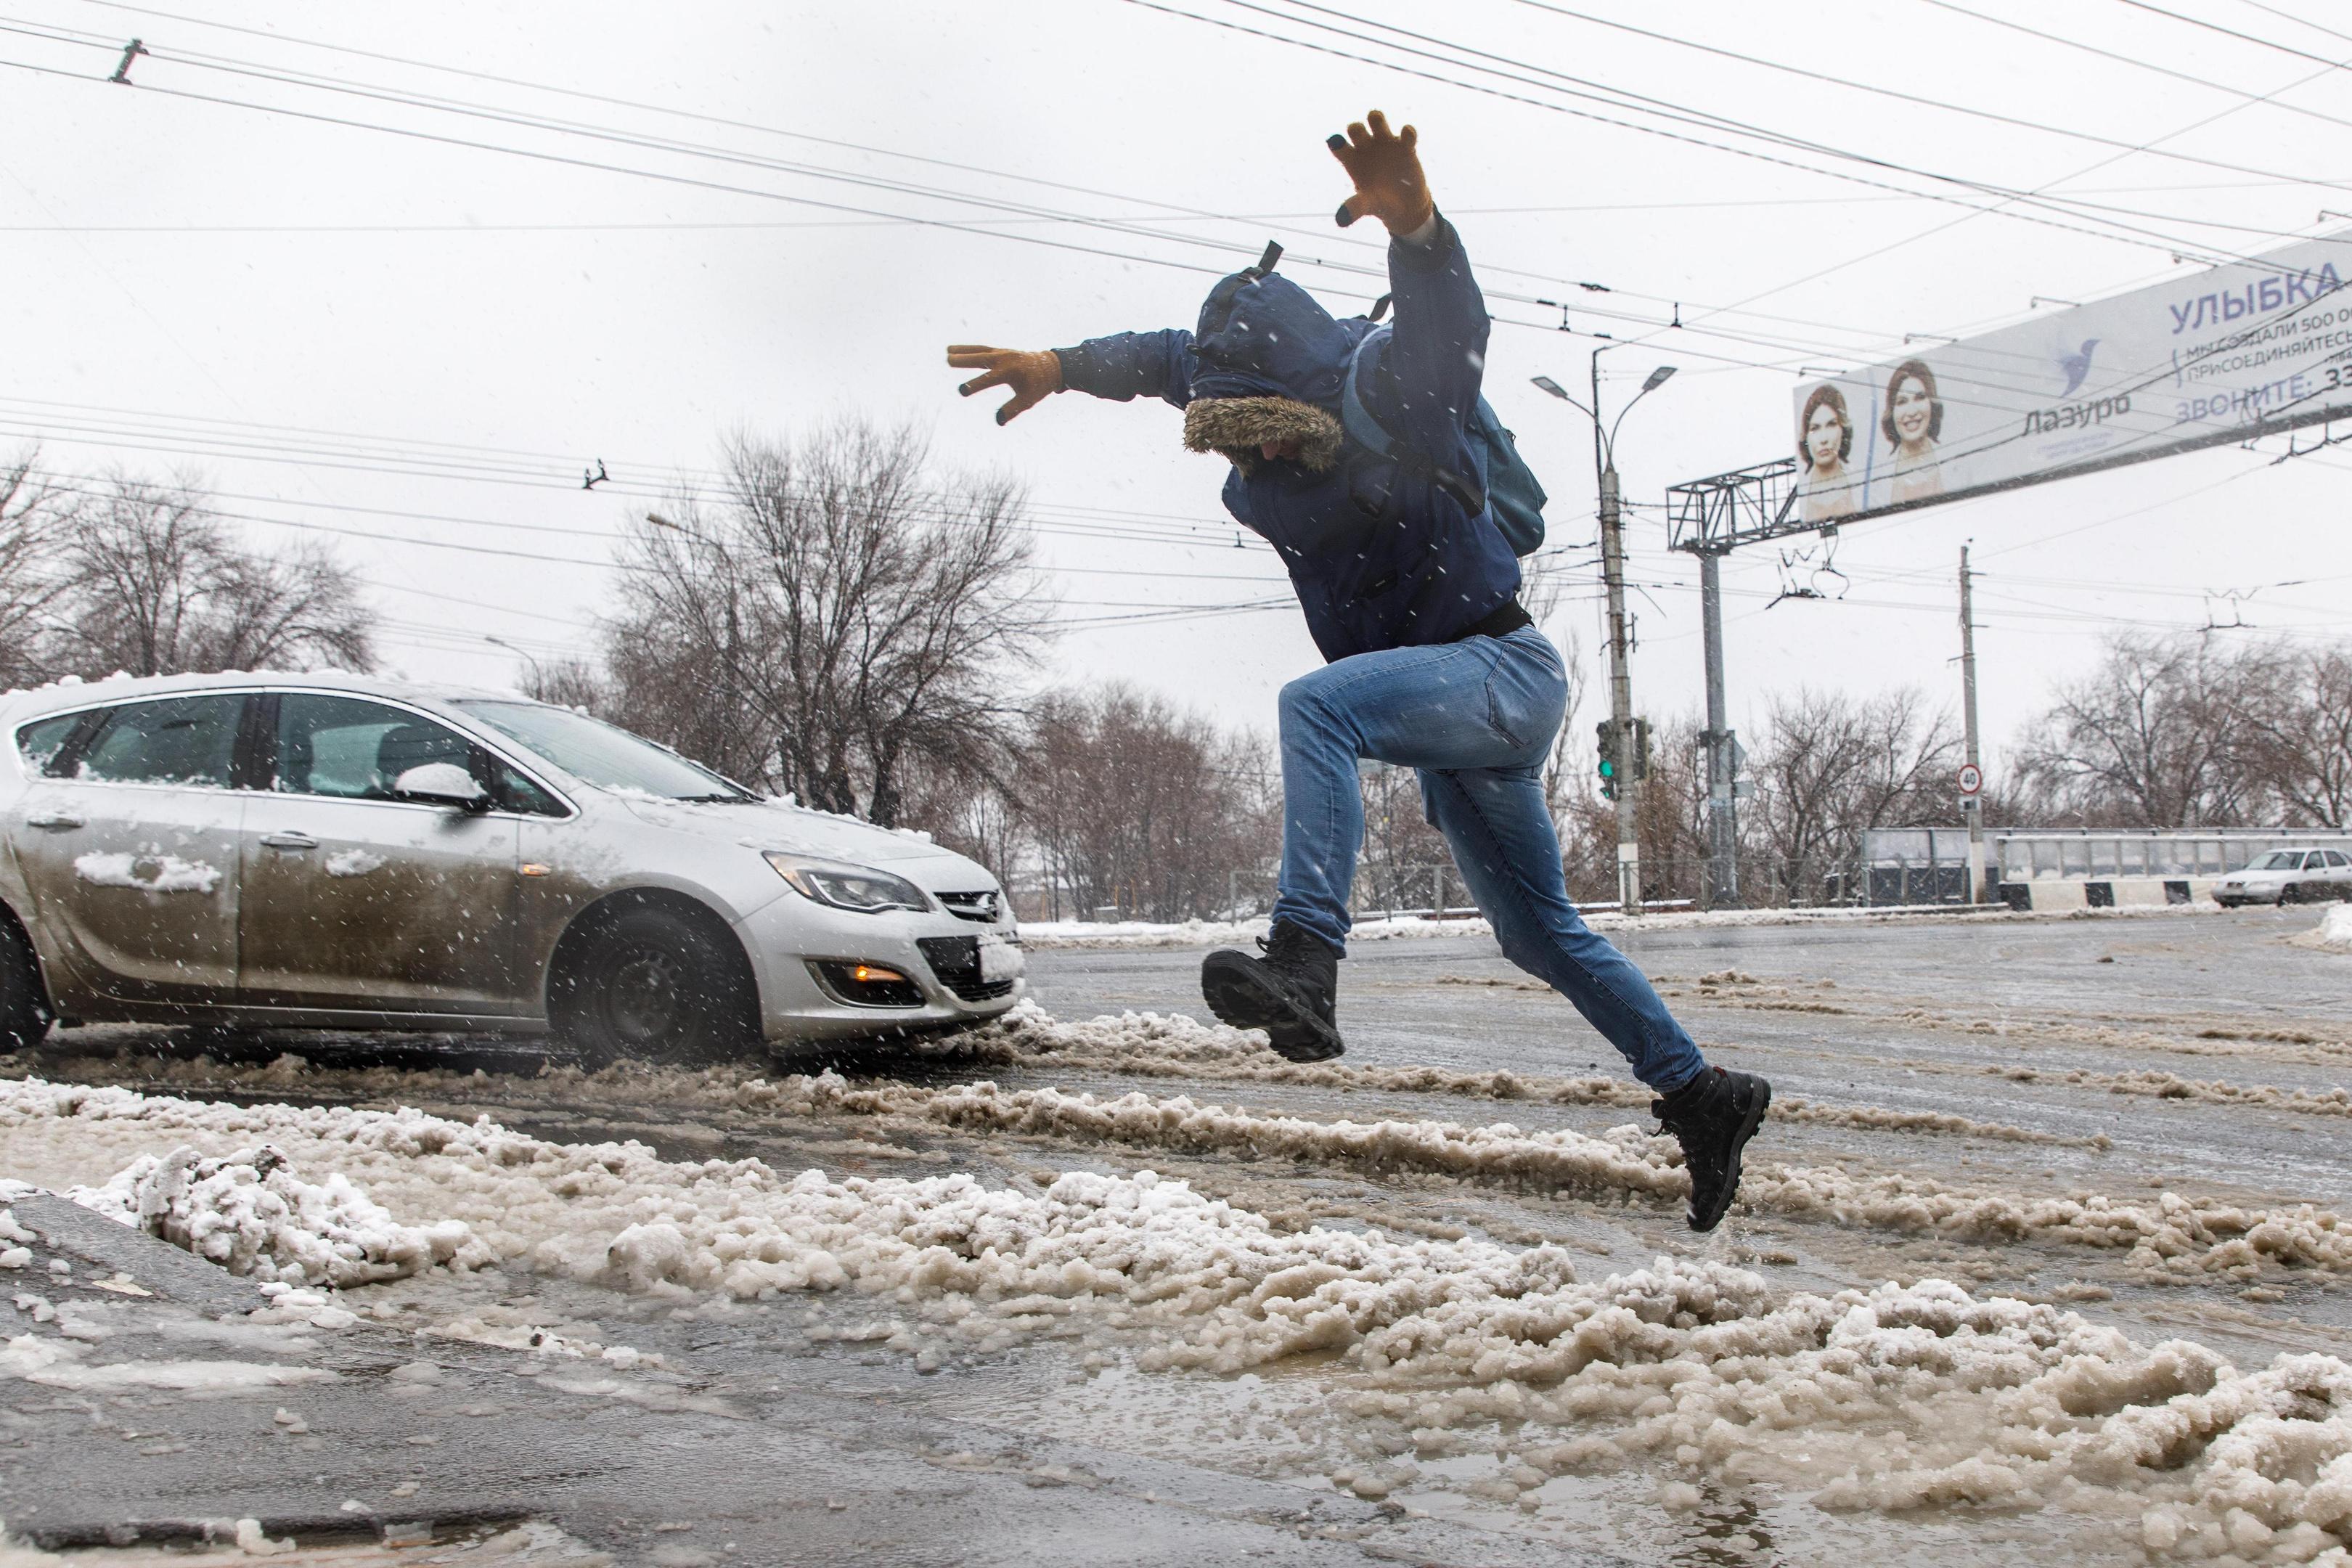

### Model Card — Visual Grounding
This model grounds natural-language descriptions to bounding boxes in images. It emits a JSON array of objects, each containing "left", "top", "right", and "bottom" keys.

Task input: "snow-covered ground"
[
  {"left": 1018, "top": 899, "right": 2226, "bottom": 949},
  {"left": 9, "top": 1066, "right": 2352, "bottom": 1561},
  {"left": 7, "top": 907, "right": 2351, "bottom": 1564},
  {"left": 2292, "top": 904, "right": 2352, "bottom": 954}
]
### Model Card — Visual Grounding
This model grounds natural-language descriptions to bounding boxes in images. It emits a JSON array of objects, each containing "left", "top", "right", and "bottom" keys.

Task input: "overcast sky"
[{"left": 3, "top": 0, "right": 2348, "bottom": 789}]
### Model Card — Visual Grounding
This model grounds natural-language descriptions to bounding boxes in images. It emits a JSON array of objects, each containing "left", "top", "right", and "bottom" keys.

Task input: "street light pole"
[
  {"left": 485, "top": 634, "right": 542, "bottom": 693},
  {"left": 1960, "top": 544, "right": 1987, "bottom": 903},
  {"left": 1535, "top": 351, "right": 1675, "bottom": 915},
  {"left": 1698, "top": 544, "right": 1738, "bottom": 907}
]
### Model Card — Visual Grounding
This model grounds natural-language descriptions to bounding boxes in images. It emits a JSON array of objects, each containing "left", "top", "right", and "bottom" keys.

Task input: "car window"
[
  {"left": 15, "top": 712, "right": 84, "bottom": 776},
  {"left": 274, "top": 694, "right": 562, "bottom": 815},
  {"left": 75, "top": 695, "right": 245, "bottom": 788},
  {"left": 2250, "top": 851, "right": 2300, "bottom": 870},
  {"left": 454, "top": 699, "right": 754, "bottom": 801},
  {"left": 2327, "top": 851, "right": 2350, "bottom": 869},
  {"left": 274, "top": 694, "right": 445, "bottom": 799}
]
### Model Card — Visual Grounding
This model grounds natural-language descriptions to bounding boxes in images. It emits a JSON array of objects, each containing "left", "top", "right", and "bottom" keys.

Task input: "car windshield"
[
  {"left": 2248, "top": 851, "right": 2306, "bottom": 870},
  {"left": 455, "top": 701, "right": 756, "bottom": 802}
]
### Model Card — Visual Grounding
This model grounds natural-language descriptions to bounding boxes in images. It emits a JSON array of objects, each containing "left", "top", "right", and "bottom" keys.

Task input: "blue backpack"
[{"left": 1339, "top": 324, "right": 1548, "bottom": 557}]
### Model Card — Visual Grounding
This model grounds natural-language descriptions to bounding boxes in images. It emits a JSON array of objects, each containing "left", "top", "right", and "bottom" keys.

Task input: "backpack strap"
[{"left": 1340, "top": 330, "right": 1487, "bottom": 518}]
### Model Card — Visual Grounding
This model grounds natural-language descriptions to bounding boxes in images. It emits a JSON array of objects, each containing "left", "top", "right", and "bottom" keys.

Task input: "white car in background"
[
  {"left": 0, "top": 671, "right": 1022, "bottom": 1063},
  {"left": 2212, "top": 846, "right": 2352, "bottom": 907}
]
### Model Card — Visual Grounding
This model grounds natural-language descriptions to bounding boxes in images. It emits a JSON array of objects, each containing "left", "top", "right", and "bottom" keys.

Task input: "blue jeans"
[{"left": 1270, "top": 625, "right": 1707, "bottom": 1093}]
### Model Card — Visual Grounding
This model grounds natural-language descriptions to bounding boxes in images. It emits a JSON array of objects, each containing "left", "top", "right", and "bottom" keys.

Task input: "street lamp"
[
  {"left": 485, "top": 634, "right": 542, "bottom": 693},
  {"left": 1531, "top": 352, "right": 1677, "bottom": 915}
]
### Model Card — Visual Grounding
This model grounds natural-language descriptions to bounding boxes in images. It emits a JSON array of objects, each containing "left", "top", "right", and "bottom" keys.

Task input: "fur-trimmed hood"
[
  {"left": 1181, "top": 264, "right": 1369, "bottom": 473},
  {"left": 1183, "top": 396, "right": 1344, "bottom": 475}
]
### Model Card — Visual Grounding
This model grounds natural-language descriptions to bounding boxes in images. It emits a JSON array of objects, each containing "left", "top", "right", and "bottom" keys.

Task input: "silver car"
[
  {"left": 2212, "top": 846, "right": 2352, "bottom": 907},
  {"left": 0, "top": 671, "right": 1023, "bottom": 1061}
]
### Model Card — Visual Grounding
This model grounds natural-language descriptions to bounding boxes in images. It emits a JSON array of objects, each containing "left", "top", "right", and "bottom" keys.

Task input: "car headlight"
[{"left": 764, "top": 853, "right": 931, "bottom": 914}]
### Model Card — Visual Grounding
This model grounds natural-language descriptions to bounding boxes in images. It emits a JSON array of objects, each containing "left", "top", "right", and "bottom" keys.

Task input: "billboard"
[{"left": 1788, "top": 229, "right": 2352, "bottom": 525}]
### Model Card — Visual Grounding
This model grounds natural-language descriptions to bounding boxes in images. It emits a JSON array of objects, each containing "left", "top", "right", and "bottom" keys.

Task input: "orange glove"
[
  {"left": 1327, "top": 110, "right": 1434, "bottom": 234},
  {"left": 947, "top": 345, "right": 1063, "bottom": 425}
]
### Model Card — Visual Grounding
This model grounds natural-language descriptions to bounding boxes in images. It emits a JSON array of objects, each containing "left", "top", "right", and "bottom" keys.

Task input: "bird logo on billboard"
[{"left": 2059, "top": 338, "right": 2101, "bottom": 396}]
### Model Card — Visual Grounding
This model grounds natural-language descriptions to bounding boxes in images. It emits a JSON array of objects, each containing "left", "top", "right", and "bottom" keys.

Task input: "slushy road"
[{"left": 7, "top": 901, "right": 2351, "bottom": 1567}]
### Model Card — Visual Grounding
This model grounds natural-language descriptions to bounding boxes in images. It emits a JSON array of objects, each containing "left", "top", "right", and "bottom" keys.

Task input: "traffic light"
[
  {"left": 1630, "top": 716, "right": 1651, "bottom": 782},
  {"left": 1596, "top": 719, "right": 1619, "bottom": 801}
]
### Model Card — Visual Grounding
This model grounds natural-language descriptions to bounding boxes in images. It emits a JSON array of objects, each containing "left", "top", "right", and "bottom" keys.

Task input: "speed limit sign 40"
[{"left": 1959, "top": 763, "right": 1983, "bottom": 796}]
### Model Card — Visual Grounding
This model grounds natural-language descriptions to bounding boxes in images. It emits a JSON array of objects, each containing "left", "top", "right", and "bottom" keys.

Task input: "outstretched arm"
[
  {"left": 1328, "top": 111, "right": 1487, "bottom": 458},
  {"left": 948, "top": 330, "right": 1198, "bottom": 425}
]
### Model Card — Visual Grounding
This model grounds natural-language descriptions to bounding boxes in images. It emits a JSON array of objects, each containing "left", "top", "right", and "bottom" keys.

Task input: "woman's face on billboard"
[
  {"left": 1805, "top": 401, "right": 1845, "bottom": 470},
  {"left": 1892, "top": 376, "right": 1935, "bottom": 445}
]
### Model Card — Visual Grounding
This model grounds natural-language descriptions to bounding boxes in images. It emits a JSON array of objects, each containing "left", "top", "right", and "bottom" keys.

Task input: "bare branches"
[
  {"left": 0, "top": 454, "right": 67, "bottom": 688},
  {"left": 0, "top": 462, "right": 377, "bottom": 683},
  {"left": 1011, "top": 684, "right": 1278, "bottom": 922},
  {"left": 600, "top": 417, "right": 1053, "bottom": 825},
  {"left": 2010, "top": 632, "right": 2337, "bottom": 828}
]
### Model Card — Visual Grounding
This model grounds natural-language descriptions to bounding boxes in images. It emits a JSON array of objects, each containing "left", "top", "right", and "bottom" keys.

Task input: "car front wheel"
[
  {"left": 551, "top": 905, "right": 755, "bottom": 1067},
  {"left": 0, "top": 918, "right": 50, "bottom": 1052}
]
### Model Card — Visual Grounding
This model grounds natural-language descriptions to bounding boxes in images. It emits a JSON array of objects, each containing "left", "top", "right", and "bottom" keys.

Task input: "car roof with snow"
[{"left": 0, "top": 669, "right": 531, "bottom": 726}]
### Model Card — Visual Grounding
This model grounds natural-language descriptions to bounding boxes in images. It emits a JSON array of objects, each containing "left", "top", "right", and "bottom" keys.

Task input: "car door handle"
[
  {"left": 258, "top": 831, "right": 319, "bottom": 851},
  {"left": 23, "top": 813, "right": 83, "bottom": 831}
]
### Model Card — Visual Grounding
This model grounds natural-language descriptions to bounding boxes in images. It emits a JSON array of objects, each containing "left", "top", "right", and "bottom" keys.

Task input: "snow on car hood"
[{"left": 603, "top": 791, "right": 989, "bottom": 881}]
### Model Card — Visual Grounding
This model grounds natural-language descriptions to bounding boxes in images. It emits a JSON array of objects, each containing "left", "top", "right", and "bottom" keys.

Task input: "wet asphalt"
[{"left": 7, "top": 902, "right": 2351, "bottom": 1566}]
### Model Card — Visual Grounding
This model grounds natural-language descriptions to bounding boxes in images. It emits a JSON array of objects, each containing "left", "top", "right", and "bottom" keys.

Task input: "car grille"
[
  {"left": 917, "top": 934, "right": 1015, "bottom": 1003},
  {"left": 936, "top": 890, "right": 1000, "bottom": 923}
]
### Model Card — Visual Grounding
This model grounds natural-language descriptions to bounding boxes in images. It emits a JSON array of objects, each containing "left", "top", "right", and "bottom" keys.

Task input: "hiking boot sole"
[
  {"left": 1689, "top": 1075, "right": 1771, "bottom": 1233},
  {"left": 1200, "top": 950, "right": 1344, "bottom": 1063}
]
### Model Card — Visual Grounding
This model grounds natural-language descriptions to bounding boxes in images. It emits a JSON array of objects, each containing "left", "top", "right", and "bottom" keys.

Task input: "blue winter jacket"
[{"left": 1054, "top": 216, "right": 1521, "bottom": 663}]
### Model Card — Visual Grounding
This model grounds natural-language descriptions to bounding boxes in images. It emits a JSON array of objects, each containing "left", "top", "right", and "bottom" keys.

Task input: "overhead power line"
[
  {"left": 1125, "top": 0, "right": 2332, "bottom": 271},
  {"left": 9, "top": 5, "right": 2329, "bottom": 372},
  {"left": 1511, "top": 0, "right": 2352, "bottom": 142}
]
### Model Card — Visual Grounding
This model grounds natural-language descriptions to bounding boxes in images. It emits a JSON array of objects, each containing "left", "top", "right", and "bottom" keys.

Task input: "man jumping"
[{"left": 947, "top": 112, "right": 1770, "bottom": 1230}]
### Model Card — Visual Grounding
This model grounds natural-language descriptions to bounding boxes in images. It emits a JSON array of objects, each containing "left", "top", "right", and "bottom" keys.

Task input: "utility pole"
[
  {"left": 1698, "top": 546, "right": 1738, "bottom": 907},
  {"left": 1593, "top": 352, "right": 1641, "bottom": 915},
  {"left": 1598, "top": 465, "right": 1640, "bottom": 913},
  {"left": 1959, "top": 544, "right": 1987, "bottom": 903},
  {"left": 1536, "top": 354, "right": 1676, "bottom": 916}
]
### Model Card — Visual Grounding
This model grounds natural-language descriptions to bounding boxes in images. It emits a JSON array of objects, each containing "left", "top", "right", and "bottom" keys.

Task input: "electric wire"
[{"left": 1135, "top": 0, "right": 2329, "bottom": 270}]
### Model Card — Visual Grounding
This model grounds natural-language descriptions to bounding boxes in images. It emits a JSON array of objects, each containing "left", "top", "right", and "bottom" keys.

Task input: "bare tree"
[
  {"left": 0, "top": 452, "right": 65, "bottom": 688},
  {"left": 2240, "top": 644, "right": 2352, "bottom": 828},
  {"left": 1538, "top": 620, "right": 1592, "bottom": 828},
  {"left": 1013, "top": 685, "right": 1276, "bottom": 922},
  {"left": 1747, "top": 687, "right": 1958, "bottom": 903},
  {"left": 44, "top": 475, "right": 375, "bottom": 679},
  {"left": 1632, "top": 714, "right": 1710, "bottom": 902},
  {"left": 2012, "top": 633, "right": 2273, "bottom": 828},
  {"left": 521, "top": 656, "right": 613, "bottom": 714},
  {"left": 603, "top": 420, "right": 1051, "bottom": 825}
]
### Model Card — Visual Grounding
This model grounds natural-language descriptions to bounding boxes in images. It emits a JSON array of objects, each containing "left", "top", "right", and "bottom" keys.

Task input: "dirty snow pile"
[
  {"left": 73, "top": 1142, "right": 486, "bottom": 1288},
  {"left": 2291, "top": 904, "right": 2352, "bottom": 954},
  {"left": 0, "top": 1204, "right": 32, "bottom": 1270},
  {"left": 1348, "top": 1265, "right": 2352, "bottom": 1562},
  {"left": 731, "top": 1063, "right": 2338, "bottom": 1280},
  {"left": 1017, "top": 914, "right": 1487, "bottom": 950},
  {"left": 66, "top": 1139, "right": 484, "bottom": 1288},
  {"left": 745, "top": 1067, "right": 1685, "bottom": 1201},
  {"left": 14, "top": 1082, "right": 2352, "bottom": 1556},
  {"left": 69, "top": 851, "right": 221, "bottom": 895},
  {"left": 967, "top": 1000, "right": 2073, "bottom": 1144},
  {"left": 1016, "top": 902, "right": 2222, "bottom": 948}
]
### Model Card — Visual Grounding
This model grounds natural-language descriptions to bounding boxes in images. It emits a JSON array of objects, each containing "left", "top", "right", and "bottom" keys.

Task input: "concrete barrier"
[{"left": 1998, "top": 877, "right": 2214, "bottom": 912}]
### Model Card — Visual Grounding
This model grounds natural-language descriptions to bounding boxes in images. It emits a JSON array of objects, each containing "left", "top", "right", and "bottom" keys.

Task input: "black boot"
[
  {"left": 1200, "top": 921, "right": 1344, "bottom": 1062},
  {"left": 1652, "top": 1066, "right": 1772, "bottom": 1233}
]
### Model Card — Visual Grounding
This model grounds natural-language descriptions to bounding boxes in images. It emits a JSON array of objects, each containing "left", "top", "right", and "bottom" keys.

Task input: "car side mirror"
[{"left": 391, "top": 761, "right": 490, "bottom": 812}]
